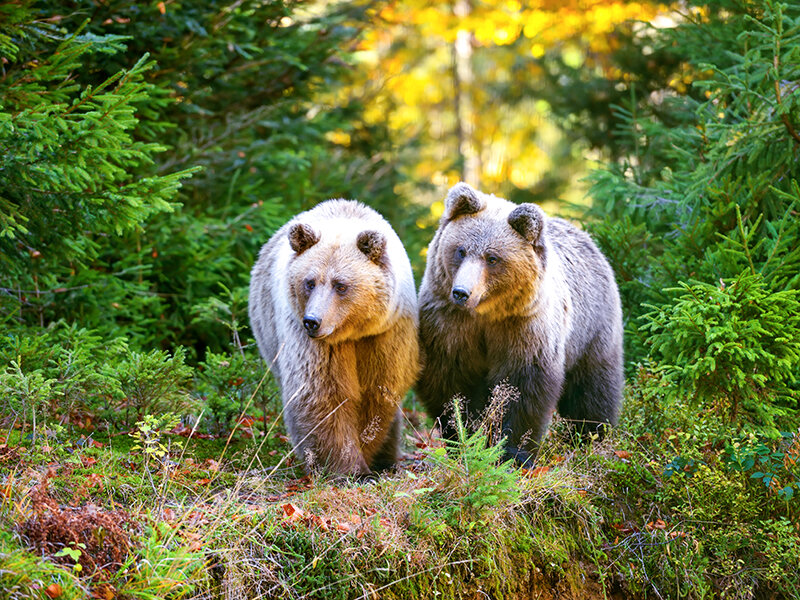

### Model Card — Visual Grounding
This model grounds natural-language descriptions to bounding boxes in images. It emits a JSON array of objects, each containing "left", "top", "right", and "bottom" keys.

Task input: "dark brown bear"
[{"left": 417, "top": 183, "right": 623, "bottom": 464}]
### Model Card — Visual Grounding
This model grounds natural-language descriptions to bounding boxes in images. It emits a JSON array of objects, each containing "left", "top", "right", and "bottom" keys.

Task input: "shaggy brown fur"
[
  {"left": 417, "top": 183, "right": 623, "bottom": 464},
  {"left": 249, "top": 200, "right": 419, "bottom": 476}
]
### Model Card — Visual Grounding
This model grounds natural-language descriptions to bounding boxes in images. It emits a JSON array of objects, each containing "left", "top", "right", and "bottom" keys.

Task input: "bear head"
[
  {"left": 432, "top": 182, "right": 547, "bottom": 317},
  {"left": 287, "top": 221, "right": 393, "bottom": 342}
]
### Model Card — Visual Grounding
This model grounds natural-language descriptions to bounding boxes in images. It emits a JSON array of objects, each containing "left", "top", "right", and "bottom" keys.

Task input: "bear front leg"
[
  {"left": 280, "top": 344, "right": 373, "bottom": 477},
  {"left": 357, "top": 316, "right": 419, "bottom": 470},
  {"left": 417, "top": 317, "right": 489, "bottom": 439},
  {"left": 289, "top": 399, "right": 373, "bottom": 477},
  {"left": 310, "top": 416, "right": 372, "bottom": 477},
  {"left": 495, "top": 359, "right": 565, "bottom": 465},
  {"left": 368, "top": 408, "right": 403, "bottom": 472}
]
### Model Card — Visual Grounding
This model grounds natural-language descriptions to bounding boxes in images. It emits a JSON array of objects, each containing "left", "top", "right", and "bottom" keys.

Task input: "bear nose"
[
  {"left": 303, "top": 316, "right": 321, "bottom": 334},
  {"left": 452, "top": 287, "right": 470, "bottom": 305}
]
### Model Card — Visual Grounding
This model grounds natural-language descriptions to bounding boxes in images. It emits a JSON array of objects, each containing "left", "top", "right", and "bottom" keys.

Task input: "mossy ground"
[{"left": 1, "top": 383, "right": 798, "bottom": 600}]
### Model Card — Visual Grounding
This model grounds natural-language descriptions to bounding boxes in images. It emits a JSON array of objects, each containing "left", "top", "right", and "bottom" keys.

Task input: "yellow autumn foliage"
[{"left": 339, "top": 0, "right": 674, "bottom": 211}]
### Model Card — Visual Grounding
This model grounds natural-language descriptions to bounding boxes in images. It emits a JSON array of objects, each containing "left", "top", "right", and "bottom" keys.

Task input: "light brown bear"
[
  {"left": 417, "top": 183, "right": 623, "bottom": 464},
  {"left": 249, "top": 200, "right": 419, "bottom": 477}
]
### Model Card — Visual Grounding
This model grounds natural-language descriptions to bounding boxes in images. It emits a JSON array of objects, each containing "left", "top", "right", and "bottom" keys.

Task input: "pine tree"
[
  {"left": 0, "top": 1, "right": 195, "bottom": 336},
  {"left": 1, "top": 1, "right": 403, "bottom": 351},
  {"left": 582, "top": 0, "right": 800, "bottom": 427}
]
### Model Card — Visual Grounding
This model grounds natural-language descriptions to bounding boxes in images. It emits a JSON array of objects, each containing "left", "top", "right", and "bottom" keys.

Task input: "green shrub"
[
  {"left": 586, "top": 1, "right": 800, "bottom": 373},
  {"left": 642, "top": 271, "right": 800, "bottom": 433},
  {"left": 725, "top": 430, "right": 800, "bottom": 506},
  {"left": 116, "top": 348, "right": 195, "bottom": 428},
  {"left": 196, "top": 350, "right": 276, "bottom": 432},
  {"left": 422, "top": 397, "right": 520, "bottom": 528}
]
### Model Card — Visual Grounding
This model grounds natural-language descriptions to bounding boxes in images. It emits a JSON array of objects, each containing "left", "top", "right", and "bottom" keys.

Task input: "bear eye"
[
  {"left": 304, "top": 279, "right": 316, "bottom": 292},
  {"left": 456, "top": 246, "right": 467, "bottom": 259},
  {"left": 334, "top": 282, "right": 348, "bottom": 295},
  {"left": 486, "top": 254, "right": 500, "bottom": 266}
]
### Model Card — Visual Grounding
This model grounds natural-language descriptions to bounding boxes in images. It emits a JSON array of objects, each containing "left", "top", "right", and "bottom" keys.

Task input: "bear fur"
[
  {"left": 417, "top": 183, "right": 623, "bottom": 463},
  {"left": 249, "top": 200, "right": 419, "bottom": 476}
]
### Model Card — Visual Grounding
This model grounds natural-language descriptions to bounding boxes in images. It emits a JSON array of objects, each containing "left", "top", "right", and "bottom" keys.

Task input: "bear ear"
[
  {"left": 508, "top": 203, "right": 546, "bottom": 247},
  {"left": 288, "top": 223, "right": 320, "bottom": 254},
  {"left": 444, "top": 182, "right": 485, "bottom": 220},
  {"left": 357, "top": 230, "right": 388, "bottom": 265}
]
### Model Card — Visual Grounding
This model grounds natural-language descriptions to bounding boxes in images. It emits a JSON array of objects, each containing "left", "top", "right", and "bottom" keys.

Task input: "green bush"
[
  {"left": 196, "top": 349, "right": 277, "bottom": 432},
  {"left": 585, "top": 1, "right": 800, "bottom": 376},
  {"left": 116, "top": 348, "right": 195, "bottom": 427},
  {"left": 421, "top": 397, "right": 520, "bottom": 528},
  {"left": 725, "top": 430, "right": 800, "bottom": 505},
  {"left": 0, "top": 1, "right": 194, "bottom": 343},
  {"left": 642, "top": 271, "right": 800, "bottom": 433}
]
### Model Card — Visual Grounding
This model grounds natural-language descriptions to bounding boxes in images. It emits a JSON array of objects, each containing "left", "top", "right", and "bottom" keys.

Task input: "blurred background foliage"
[{"left": 1, "top": 0, "right": 798, "bottom": 436}]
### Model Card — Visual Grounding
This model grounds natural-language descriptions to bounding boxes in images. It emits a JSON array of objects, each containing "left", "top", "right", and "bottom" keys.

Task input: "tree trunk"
[{"left": 452, "top": 0, "right": 480, "bottom": 187}]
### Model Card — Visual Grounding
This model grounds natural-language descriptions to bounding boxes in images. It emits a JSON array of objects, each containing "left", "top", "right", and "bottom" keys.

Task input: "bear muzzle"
[
  {"left": 452, "top": 287, "right": 470, "bottom": 305},
  {"left": 302, "top": 313, "right": 336, "bottom": 339},
  {"left": 303, "top": 315, "right": 322, "bottom": 336},
  {"left": 451, "top": 259, "right": 487, "bottom": 310}
]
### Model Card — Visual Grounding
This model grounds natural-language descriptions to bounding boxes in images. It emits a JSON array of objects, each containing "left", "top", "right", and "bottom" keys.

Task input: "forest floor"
[{"left": 1, "top": 392, "right": 798, "bottom": 600}]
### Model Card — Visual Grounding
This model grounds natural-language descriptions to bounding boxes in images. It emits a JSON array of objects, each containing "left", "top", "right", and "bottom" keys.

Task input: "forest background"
[{"left": 1, "top": 1, "right": 799, "bottom": 598}]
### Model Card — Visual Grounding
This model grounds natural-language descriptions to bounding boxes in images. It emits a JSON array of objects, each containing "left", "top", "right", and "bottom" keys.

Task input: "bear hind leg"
[{"left": 558, "top": 353, "right": 623, "bottom": 442}]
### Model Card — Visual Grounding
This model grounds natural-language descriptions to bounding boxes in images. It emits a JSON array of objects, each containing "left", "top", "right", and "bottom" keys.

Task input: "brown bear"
[
  {"left": 417, "top": 183, "right": 623, "bottom": 464},
  {"left": 249, "top": 200, "right": 419, "bottom": 477}
]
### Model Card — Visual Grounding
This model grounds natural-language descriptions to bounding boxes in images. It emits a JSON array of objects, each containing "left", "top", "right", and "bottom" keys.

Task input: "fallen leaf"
[
  {"left": 614, "top": 450, "right": 631, "bottom": 460},
  {"left": 184, "top": 531, "right": 202, "bottom": 552},
  {"left": 669, "top": 530, "right": 687, "bottom": 539},
  {"left": 45, "top": 583, "right": 62, "bottom": 599},
  {"left": 522, "top": 466, "right": 550, "bottom": 478},
  {"left": 611, "top": 522, "right": 635, "bottom": 534},
  {"left": 196, "top": 478, "right": 211, "bottom": 485},
  {"left": 281, "top": 503, "right": 304, "bottom": 521},
  {"left": 91, "top": 583, "right": 115, "bottom": 599},
  {"left": 309, "top": 514, "right": 329, "bottom": 531},
  {"left": 646, "top": 519, "right": 667, "bottom": 531},
  {"left": 336, "top": 521, "right": 351, "bottom": 533},
  {"left": 81, "top": 456, "right": 97, "bottom": 467},
  {"left": 157, "top": 1, "right": 166, "bottom": 15}
]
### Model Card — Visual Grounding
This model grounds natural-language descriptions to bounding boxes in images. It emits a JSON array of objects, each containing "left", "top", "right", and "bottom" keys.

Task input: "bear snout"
[
  {"left": 452, "top": 286, "right": 470, "bottom": 305},
  {"left": 303, "top": 315, "right": 322, "bottom": 336},
  {"left": 451, "top": 258, "right": 486, "bottom": 309}
]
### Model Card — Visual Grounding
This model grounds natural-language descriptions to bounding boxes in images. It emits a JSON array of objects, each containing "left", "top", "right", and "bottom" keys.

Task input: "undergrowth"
[
  {"left": 3, "top": 374, "right": 797, "bottom": 600},
  {"left": 1, "top": 326, "right": 799, "bottom": 599}
]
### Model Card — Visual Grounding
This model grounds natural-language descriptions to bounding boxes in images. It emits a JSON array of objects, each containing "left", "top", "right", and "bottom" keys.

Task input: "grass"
[{"left": 1, "top": 379, "right": 799, "bottom": 600}]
